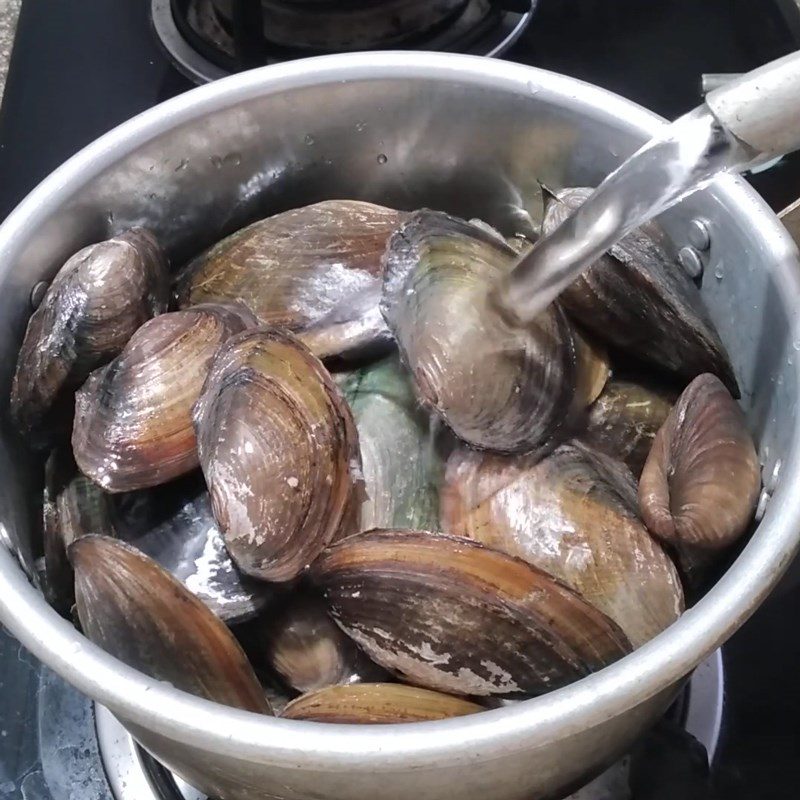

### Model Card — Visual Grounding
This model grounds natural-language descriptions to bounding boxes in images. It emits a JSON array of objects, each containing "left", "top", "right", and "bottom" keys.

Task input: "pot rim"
[{"left": 1, "top": 51, "right": 799, "bottom": 770}]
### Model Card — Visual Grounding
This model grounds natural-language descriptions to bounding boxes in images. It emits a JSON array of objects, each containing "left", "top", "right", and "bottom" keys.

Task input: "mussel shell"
[
  {"left": 10, "top": 228, "right": 169, "bottom": 445},
  {"left": 193, "top": 328, "right": 362, "bottom": 582},
  {"left": 72, "top": 303, "right": 257, "bottom": 492},
  {"left": 174, "top": 201, "right": 406, "bottom": 359},
  {"left": 586, "top": 376, "right": 677, "bottom": 478},
  {"left": 71, "top": 535, "right": 271, "bottom": 714},
  {"left": 312, "top": 530, "right": 631, "bottom": 696},
  {"left": 543, "top": 189, "right": 738, "bottom": 396},
  {"left": 43, "top": 447, "right": 114, "bottom": 614},
  {"left": 111, "top": 472, "right": 272, "bottom": 624},
  {"left": 441, "top": 442, "right": 684, "bottom": 647},
  {"left": 281, "top": 683, "right": 483, "bottom": 724},
  {"left": 342, "top": 355, "right": 440, "bottom": 531},
  {"left": 381, "top": 209, "right": 583, "bottom": 455},
  {"left": 258, "top": 590, "right": 386, "bottom": 693},
  {"left": 639, "top": 373, "right": 760, "bottom": 550}
]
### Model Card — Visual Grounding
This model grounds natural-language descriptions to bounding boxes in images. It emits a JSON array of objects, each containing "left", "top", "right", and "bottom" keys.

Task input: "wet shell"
[
  {"left": 71, "top": 535, "right": 271, "bottom": 714},
  {"left": 193, "top": 328, "right": 362, "bottom": 582},
  {"left": 258, "top": 590, "right": 386, "bottom": 693},
  {"left": 441, "top": 442, "right": 684, "bottom": 647},
  {"left": 586, "top": 377, "right": 677, "bottom": 478},
  {"left": 72, "top": 303, "right": 256, "bottom": 492},
  {"left": 43, "top": 447, "right": 114, "bottom": 614},
  {"left": 342, "top": 355, "right": 440, "bottom": 531},
  {"left": 175, "top": 200, "right": 406, "bottom": 359},
  {"left": 639, "top": 373, "right": 760, "bottom": 550},
  {"left": 111, "top": 472, "right": 272, "bottom": 624},
  {"left": 296, "top": 283, "right": 394, "bottom": 362},
  {"left": 10, "top": 228, "right": 169, "bottom": 445},
  {"left": 381, "top": 209, "right": 584, "bottom": 455},
  {"left": 312, "top": 530, "right": 631, "bottom": 696},
  {"left": 574, "top": 329, "right": 611, "bottom": 406},
  {"left": 543, "top": 189, "right": 738, "bottom": 396},
  {"left": 282, "top": 683, "right": 483, "bottom": 724}
]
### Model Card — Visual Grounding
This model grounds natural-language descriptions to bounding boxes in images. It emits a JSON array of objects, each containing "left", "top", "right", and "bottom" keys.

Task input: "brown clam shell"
[
  {"left": 11, "top": 228, "right": 168, "bottom": 445},
  {"left": 639, "top": 373, "right": 760, "bottom": 550},
  {"left": 441, "top": 442, "right": 684, "bottom": 647},
  {"left": 258, "top": 591, "right": 386, "bottom": 693},
  {"left": 72, "top": 303, "right": 256, "bottom": 492},
  {"left": 381, "top": 210, "right": 585, "bottom": 455},
  {"left": 312, "top": 530, "right": 631, "bottom": 696},
  {"left": 586, "top": 377, "right": 677, "bottom": 478},
  {"left": 543, "top": 188, "right": 738, "bottom": 396},
  {"left": 193, "top": 328, "right": 362, "bottom": 582},
  {"left": 282, "top": 683, "right": 483, "bottom": 724},
  {"left": 71, "top": 535, "right": 271, "bottom": 714},
  {"left": 174, "top": 200, "right": 406, "bottom": 359}
]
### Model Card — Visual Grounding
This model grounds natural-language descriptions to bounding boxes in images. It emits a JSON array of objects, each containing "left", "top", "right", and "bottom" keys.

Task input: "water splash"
[{"left": 502, "top": 106, "right": 761, "bottom": 322}]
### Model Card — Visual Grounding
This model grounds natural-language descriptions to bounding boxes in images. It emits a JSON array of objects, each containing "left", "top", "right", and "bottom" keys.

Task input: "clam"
[
  {"left": 72, "top": 303, "right": 256, "bottom": 492},
  {"left": 312, "top": 530, "right": 631, "bottom": 696},
  {"left": 342, "top": 355, "right": 440, "bottom": 531},
  {"left": 639, "top": 373, "right": 760, "bottom": 550},
  {"left": 586, "top": 376, "right": 677, "bottom": 478},
  {"left": 282, "top": 683, "right": 483, "bottom": 724},
  {"left": 111, "top": 472, "right": 272, "bottom": 624},
  {"left": 193, "top": 328, "right": 362, "bottom": 582},
  {"left": 441, "top": 442, "right": 684, "bottom": 647},
  {"left": 10, "top": 228, "right": 168, "bottom": 445},
  {"left": 258, "top": 590, "right": 386, "bottom": 693},
  {"left": 543, "top": 188, "right": 738, "bottom": 395},
  {"left": 174, "top": 200, "right": 406, "bottom": 359},
  {"left": 43, "top": 447, "right": 114, "bottom": 613},
  {"left": 381, "top": 210, "right": 591, "bottom": 455},
  {"left": 71, "top": 535, "right": 271, "bottom": 713}
]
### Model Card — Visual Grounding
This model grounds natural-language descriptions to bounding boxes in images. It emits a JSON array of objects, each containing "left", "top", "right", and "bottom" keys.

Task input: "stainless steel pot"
[{"left": 0, "top": 52, "right": 799, "bottom": 800}]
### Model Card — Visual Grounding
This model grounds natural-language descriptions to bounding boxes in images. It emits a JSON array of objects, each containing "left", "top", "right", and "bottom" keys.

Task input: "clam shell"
[
  {"left": 441, "top": 442, "right": 684, "bottom": 647},
  {"left": 71, "top": 535, "right": 271, "bottom": 714},
  {"left": 258, "top": 590, "right": 386, "bottom": 693},
  {"left": 175, "top": 200, "right": 406, "bottom": 359},
  {"left": 585, "top": 376, "right": 677, "bottom": 478},
  {"left": 312, "top": 530, "right": 631, "bottom": 696},
  {"left": 11, "top": 228, "right": 168, "bottom": 445},
  {"left": 111, "top": 472, "right": 272, "bottom": 624},
  {"left": 193, "top": 328, "right": 362, "bottom": 582},
  {"left": 639, "top": 373, "right": 760, "bottom": 550},
  {"left": 282, "top": 683, "right": 483, "bottom": 724},
  {"left": 43, "top": 447, "right": 114, "bottom": 614},
  {"left": 543, "top": 188, "right": 738, "bottom": 396},
  {"left": 342, "top": 355, "right": 440, "bottom": 531},
  {"left": 72, "top": 303, "right": 256, "bottom": 492},
  {"left": 381, "top": 210, "right": 584, "bottom": 455}
]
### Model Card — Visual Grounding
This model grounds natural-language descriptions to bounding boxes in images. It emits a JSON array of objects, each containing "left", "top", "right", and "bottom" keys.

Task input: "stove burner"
[
  {"left": 151, "top": 0, "right": 536, "bottom": 84},
  {"left": 94, "top": 651, "right": 723, "bottom": 800}
]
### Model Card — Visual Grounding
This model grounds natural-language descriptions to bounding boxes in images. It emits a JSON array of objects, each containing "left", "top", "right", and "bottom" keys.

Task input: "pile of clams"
[{"left": 12, "top": 194, "right": 761, "bottom": 724}]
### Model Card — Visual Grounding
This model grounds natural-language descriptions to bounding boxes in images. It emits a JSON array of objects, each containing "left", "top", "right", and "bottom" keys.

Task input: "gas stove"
[{"left": 1, "top": 1, "right": 800, "bottom": 799}]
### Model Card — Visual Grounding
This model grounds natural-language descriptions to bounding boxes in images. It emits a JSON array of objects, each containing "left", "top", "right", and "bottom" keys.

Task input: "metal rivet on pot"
[
  {"left": 687, "top": 218, "right": 711, "bottom": 250},
  {"left": 678, "top": 246, "right": 704, "bottom": 278},
  {"left": 30, "top": 281, "right": 48, "bottom": 309}
]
